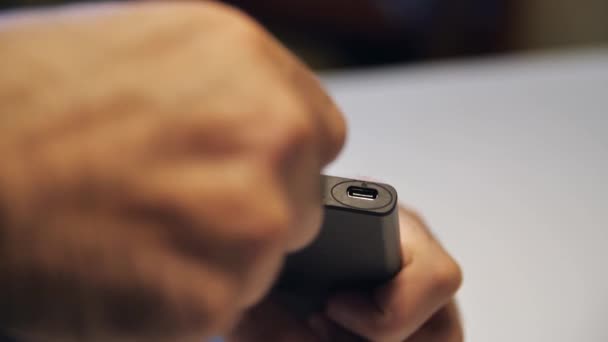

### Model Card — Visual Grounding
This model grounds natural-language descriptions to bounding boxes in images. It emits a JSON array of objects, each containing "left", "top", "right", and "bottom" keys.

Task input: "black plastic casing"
[{"left": 274, "top": 175, "right": 402, "bottom": 315}]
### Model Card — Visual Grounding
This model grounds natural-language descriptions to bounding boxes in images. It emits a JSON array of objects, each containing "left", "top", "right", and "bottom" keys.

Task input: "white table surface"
[{"left": 322, "top": 48, "right": 608, "bottom": 342}]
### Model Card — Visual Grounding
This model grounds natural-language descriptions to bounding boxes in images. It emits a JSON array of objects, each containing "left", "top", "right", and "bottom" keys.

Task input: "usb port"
[{"left": 347, "top": 186, "right": 378, "bottom": 200}]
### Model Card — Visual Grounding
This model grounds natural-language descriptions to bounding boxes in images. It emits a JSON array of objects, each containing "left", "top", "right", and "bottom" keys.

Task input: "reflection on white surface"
[{"left": 322, "top": 48, "right": 608, "bottom": 342}]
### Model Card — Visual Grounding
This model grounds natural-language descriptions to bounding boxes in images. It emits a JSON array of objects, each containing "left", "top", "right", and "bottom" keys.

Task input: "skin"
[
  {"left": 0, "top": 1, "right": 462, "bottom": 341},
  {"left": 0, "top": 2, "right": 344, "bottom": 340}
]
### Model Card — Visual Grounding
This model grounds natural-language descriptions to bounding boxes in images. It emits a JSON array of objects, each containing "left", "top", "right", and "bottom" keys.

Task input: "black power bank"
[{"left": 274, "top": 175, "right": 402, "bottom": 315}]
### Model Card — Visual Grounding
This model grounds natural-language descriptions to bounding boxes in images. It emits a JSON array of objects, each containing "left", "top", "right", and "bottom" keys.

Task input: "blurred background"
[{"left": 2, "top": 0, "right": 607, "bottom": 69}]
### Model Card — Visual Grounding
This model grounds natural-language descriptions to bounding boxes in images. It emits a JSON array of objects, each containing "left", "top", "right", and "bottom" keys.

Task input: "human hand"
[
  {"left": 227, "top": 207, "right": 463, "bottom": 341},
  {"left": 0, "top": 2, "right": 345, "bottom": 340}
]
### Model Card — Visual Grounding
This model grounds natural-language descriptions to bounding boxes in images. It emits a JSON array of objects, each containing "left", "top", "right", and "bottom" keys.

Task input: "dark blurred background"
[{"left": 2, "top": 0, "right": 607, "bottom": 69}]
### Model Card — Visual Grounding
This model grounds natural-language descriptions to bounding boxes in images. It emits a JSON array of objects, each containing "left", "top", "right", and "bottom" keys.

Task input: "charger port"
[{"left": 347, "top": 186, "right": 378, "bottom": 200}]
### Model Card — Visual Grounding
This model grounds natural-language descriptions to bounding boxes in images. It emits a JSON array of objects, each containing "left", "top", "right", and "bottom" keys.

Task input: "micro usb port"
[{"left": 347, "top": 186, "right": 378, "bottom": 200}]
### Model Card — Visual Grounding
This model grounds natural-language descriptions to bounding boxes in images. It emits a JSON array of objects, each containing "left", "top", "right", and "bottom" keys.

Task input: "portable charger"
[{"left": 275, "top": 175, "right": 402, "bottom": 315}]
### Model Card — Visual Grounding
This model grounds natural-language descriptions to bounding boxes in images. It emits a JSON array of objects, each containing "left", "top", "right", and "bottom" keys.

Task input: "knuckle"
[
  {"left": 431, "top": 254, "right": 463, "bottom": 297},
  {"left": 199, "top": 289, "right": 240, "bottom": 333},
  {"left": 316, "top": 100, "right": 347, "bottom": 164},
  {"left": 262, "top": 109, "right": 317, "bottom": 168},
  {"left": 204, "top": 2, "right": 268, "bottom": 48},
  {"left": 238, "top": 195, "right": 291, "bottom": 253},
  {"left": 200, "top": 1, "right": 259, "bottom": 27},
  {"left": 163, "top": 1, "right": 254, "bottom": 25},
  {"left": 205, "top": 168, "right": 291, "bottom": 261},
  {"left": 280, "top": 114, "right": 317, "bottom": 157},
  {"left": 288, "top": 113, "right": 317, "bottom": 146},
  {"left": 152, "top": 1, "right": 267, "bottom": 48}
]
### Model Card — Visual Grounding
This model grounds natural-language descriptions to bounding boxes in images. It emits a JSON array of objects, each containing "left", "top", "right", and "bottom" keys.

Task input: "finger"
[
  {"left": 277, "top": 141, "right": 324, "bottom": 252},
  {"left": 226, "top": 297, "right": 319, "bottom": 342},
  {"left": 406, "top": 301, "right": 464, "bottom": 342},
  {"left": 6, "top": 210, "right": 240, "bottom": 340},
  {"left": 326, "top": 208, "right": 462, "bottom": 341},
  {"left": 142, "top": 106, "right": 324, "bottom": 253},
  {"left": 127, "top": 161, "right": 291, "bottom": 308},
  {"left": 264, "top": 49, "right": 346, "bottom": 251}
]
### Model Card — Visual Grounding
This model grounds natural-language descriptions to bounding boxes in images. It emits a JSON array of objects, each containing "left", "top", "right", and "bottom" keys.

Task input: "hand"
[
  {"left": 227, "top": 207, "right": 463, "bottom": 342},
  {"left": 0, "top": 2, "right": 345, "bottom": 340}
]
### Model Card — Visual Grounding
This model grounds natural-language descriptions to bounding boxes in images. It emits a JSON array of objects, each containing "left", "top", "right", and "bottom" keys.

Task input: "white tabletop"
[{"left": 322, "top": 48, "right": 608, "bottom": 342}]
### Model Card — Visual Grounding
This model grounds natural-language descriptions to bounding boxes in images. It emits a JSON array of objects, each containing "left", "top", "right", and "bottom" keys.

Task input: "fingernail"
[{"left": 308, "top": 314, "right": 330, "bottom": 341}]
